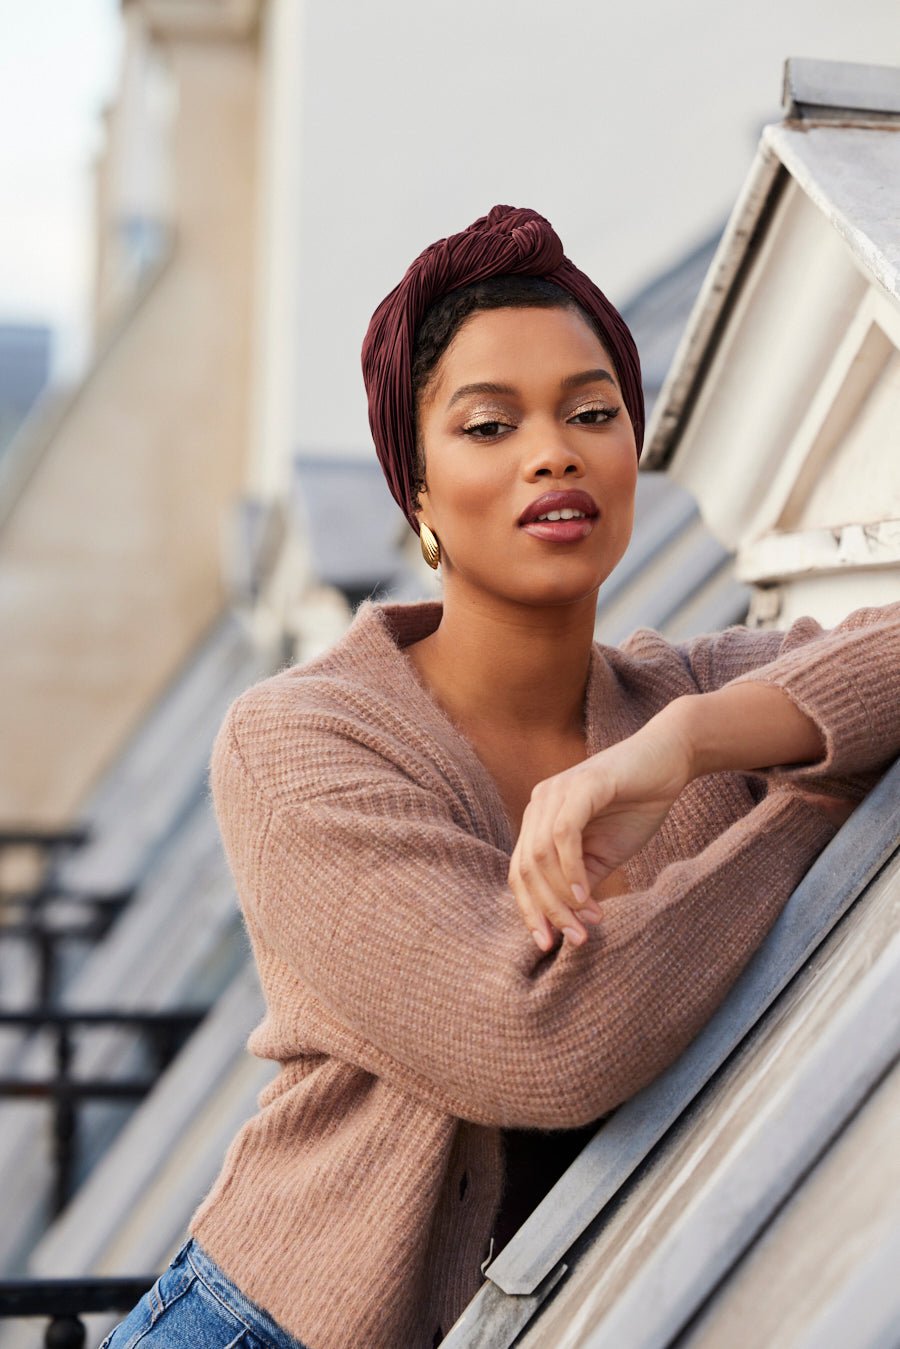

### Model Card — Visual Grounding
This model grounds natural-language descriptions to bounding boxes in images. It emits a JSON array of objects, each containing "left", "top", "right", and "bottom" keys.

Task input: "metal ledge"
[
  {"left": 441, "top": 756, "right": 900, "bottom": 1346},
  {"left": 737, "top": 520, "right": 900, "bottom": 584},
  {"left": 783, "top": 57, "right": 900, "bottom": 122}
]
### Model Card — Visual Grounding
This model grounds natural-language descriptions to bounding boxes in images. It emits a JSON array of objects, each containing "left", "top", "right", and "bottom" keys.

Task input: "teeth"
[{"left": 534, "top": 509, "right": 586, "bottom": 522}]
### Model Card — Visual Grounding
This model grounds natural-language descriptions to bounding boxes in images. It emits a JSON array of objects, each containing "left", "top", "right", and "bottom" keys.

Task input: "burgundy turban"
[{"left": 361, "top": 204, "right": 644, "bottom": 533}]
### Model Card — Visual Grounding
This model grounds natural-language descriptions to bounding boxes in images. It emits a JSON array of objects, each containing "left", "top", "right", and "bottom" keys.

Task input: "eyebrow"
[
  {"left": 561, "top": 368, "right": 617, "bottom": 392},
  {"left": 446, "top": 368, "right": 617, "bottom": 409}
]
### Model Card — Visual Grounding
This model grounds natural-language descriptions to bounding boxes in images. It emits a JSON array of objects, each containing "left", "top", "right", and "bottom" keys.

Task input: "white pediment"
[{"left": 644, "top": 64, "right": 900, "bottom": 626}]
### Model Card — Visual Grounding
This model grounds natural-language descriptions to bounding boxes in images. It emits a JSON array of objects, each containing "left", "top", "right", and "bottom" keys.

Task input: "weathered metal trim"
[
  {"left": 737, "top": 519, "right": 900, "bottom": 583},
  {"left": 790, "top": 1211, "right": 900, "bottom": 1349},
  {"left": 579, "top": 920, "right": 900, "bottom": 1347},
  {"left": 482, "top": 756, "right": 900, "bottom": 1299},
  {"left": 782, "top": 57, "right": 900, "bottom": 122},
  {"left": 643, "top": 60, "right": 900, "bottom": 475},
  {"left": 641, "top": 150, "right": 788, "bottom": 470},
  {"left": 440, "top": 1263, "right": 567, "bottom": 1348}
]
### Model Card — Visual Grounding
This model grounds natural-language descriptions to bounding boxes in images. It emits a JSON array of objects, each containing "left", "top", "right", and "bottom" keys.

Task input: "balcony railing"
[{"left": 0, "top": 1275, "right": 157, "bottom": 1348}]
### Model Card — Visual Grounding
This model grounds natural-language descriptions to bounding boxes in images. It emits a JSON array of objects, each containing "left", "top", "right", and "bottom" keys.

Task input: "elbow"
[
  {"left": 471, "top": 1021, "right": 631, "bottom": 1130},
  {"left": 483, "top": 1054, "right": 624, "bottom": 1130},
  {"left": 472, "top": 983, "right": 690, "bottom": 1129}
]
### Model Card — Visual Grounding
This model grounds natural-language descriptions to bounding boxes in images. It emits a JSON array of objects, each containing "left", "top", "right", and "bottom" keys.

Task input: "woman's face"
[{"left": 415, "top": 305, "right": 638, "bottom": 609}]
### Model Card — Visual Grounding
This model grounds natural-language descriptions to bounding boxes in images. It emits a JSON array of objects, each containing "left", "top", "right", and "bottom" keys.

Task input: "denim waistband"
[{"left": 177, "top": 1237, "right": 309, "bottom": 1349}]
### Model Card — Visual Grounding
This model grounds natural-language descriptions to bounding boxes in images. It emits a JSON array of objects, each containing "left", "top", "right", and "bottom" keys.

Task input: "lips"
[{"left": 517, "top": 490, "right": 599, "bottom": 526}]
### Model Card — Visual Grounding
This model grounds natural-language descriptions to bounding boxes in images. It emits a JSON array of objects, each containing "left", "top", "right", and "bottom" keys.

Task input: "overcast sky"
[
  {"left": 0, "top": 0, "right": 897, "bottom": 408},
  {"left": 0, "top": 0, "right": 120, "bottom": 374},
  {"left": 292, "top": 1, "right": 900, "bottom": 457}
]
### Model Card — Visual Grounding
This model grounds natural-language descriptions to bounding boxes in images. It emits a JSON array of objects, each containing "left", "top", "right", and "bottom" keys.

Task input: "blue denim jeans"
[{"left": 98, "top": 1238, "right": 310, "bottom": 1348}]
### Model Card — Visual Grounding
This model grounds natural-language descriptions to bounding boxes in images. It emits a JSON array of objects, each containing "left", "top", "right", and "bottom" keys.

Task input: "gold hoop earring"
[{"left": 419, "top": 523, "right": 441, "bottom": 570}]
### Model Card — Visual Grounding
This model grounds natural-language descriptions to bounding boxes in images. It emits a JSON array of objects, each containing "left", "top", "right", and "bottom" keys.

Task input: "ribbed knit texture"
[{"left": 189, "top": 598, "right": 899, "bottom": 1349}]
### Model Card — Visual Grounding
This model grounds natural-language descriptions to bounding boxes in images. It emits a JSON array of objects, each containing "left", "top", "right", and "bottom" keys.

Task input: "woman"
[{"left": 102, "top": 206, "right": 899, "bottom": 1349}]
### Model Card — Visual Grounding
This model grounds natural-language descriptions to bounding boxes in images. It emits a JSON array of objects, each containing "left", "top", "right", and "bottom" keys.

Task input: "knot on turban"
[{"left": 361, "top": 204, "right": 644, "bottom": 531}]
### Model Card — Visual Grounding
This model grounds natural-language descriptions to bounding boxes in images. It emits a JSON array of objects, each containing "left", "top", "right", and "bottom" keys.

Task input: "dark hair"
[{"left": 409, "top": 274, "right": 611, "bottom": 500}]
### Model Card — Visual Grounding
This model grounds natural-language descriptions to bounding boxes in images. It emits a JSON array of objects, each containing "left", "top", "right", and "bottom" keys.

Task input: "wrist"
[
  {"left": 658, "top": 694, "right": 710, "bottom": 784},
  {"left": 642, "top": 696, "right": 702, "bottom": 791}
]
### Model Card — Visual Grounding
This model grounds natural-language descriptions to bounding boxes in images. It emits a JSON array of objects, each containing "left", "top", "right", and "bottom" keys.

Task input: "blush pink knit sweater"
[{"left": 189, "top": 598, "right": 899, "bottom": 1349}]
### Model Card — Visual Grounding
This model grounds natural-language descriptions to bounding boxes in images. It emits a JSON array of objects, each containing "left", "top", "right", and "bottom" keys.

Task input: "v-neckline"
[{"left": 360, "top": 599, "right": 613, "bottom": 853}]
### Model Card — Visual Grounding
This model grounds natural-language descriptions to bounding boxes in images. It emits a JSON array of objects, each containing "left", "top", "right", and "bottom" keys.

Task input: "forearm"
[
  {"left": 664, "top": 683, "right": 826, "bottom": 782},
  {"left": 680, "top": 601, "right": 900, "bottom": 780}
]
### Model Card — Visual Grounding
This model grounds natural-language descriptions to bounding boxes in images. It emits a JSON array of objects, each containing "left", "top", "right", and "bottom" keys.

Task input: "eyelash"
[{"left": 462, "top": 405, "right": 620, "bottom": 438}]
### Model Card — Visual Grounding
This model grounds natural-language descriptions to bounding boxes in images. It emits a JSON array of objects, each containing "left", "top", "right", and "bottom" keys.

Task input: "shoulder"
[
  {"left": 212, "top": 600, "right": 445, "bottom": 805},
  {"left": 600, "top": 626, "right": 697, "bottom": 692},
  {"left": 595, "top": 622, "right": 790, "bottom": 708}
]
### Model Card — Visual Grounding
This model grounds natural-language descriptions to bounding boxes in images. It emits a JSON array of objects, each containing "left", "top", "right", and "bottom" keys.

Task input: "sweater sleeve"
[
  {"left": 211, "top": 703, "right": 836, "bottom": 1131},
  {"left": 677, "top": 601, "right": 900, "bottom": 783}
]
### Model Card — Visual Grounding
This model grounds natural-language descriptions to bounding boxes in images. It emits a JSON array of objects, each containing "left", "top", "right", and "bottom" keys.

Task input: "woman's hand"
[
  {"left": 509, "top": 708, "right": 695, "bottom": 951},
  {"left": 508, "top": 680, "right": 861, "bottom": 952}
]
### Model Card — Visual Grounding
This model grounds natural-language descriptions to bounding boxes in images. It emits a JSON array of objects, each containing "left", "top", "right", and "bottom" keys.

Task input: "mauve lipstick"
[{"left": 518, "top": 489, "right": 599, "bottom": 542}]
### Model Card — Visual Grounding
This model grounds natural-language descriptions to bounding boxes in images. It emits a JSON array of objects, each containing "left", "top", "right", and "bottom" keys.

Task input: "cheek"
[
  {"left": 600, "top": 444, "right": 638, "bottom": 507},
  {"left": 428, "top": 441, "right": 510, "bottom": 528},
  {"left": 597, "top": 451, "right": 638, "bottom": 554}
]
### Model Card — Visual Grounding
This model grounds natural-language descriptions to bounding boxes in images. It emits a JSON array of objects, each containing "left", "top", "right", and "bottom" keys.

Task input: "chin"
[
  {"left": 452, "top": 549, "right": 621, "bottom": 608},
  {"left": 504, "top": 568, "right": 606, "bottom": 608}
]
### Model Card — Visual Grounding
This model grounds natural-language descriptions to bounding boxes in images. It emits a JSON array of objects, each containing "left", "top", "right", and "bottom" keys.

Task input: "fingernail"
[
  {"left": 571, "top": 883, "right": 587, "bottom": 905},
  {"left": 581, "top": 907, "right": 603, "bottom": 925},
  {"left": 531, "top": 929, "right": 551, "bottom": 951},
  {"left": 563, "top": 926, "right": 585, "bottom": 945}
]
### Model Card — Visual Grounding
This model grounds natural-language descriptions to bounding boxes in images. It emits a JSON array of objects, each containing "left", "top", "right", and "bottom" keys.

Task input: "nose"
[{"left": 523, "top": 434, "right": 586, "bottom": 482}]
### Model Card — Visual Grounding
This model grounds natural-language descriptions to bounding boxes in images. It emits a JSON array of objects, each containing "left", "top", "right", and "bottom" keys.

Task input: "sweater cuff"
[
  {"left": 729, "top": 662, "right": 874, "bottom": 781},
  {"left": 763, "top": 787, "right": 841, "bottom": 850}
]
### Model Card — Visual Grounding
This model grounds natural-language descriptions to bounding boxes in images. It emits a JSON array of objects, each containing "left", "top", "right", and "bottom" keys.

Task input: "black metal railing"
[
  {"left": 0, "top": 830, "right": 188, "bottom": 1338},
  {"left": 0, "top": 826, "right": 91, "bottom": 852},
  {"left": 0, "top": 1008, "right": 203, "bottom": 1342},
  {"left": 0, "top": 1275, "right": 157, "bottom": 1347},
  {"left": 0, "top": 1009, "right": 204, "bottom": 1214},
  {"left": 0, "top": 829, "right": 200, "bottom": 1342},
  {"left": 0, "top": 824, "right": 99, "bottom": 1004},
  {"left": 0, "top": 885, "right": 133, "bottom": 1006}
]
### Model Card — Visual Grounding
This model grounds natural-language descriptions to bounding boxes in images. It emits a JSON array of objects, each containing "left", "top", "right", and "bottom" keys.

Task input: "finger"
[
  {"left": 508, "top": 857, "right": 557, "bottom": 951},
  {"left": 551, "top": 806, "right": 593, "bottom": 910},
  {"left": 517, "top": 855, "right": 590, "bottom": 945},
  {"left": 530, "top": 913, "right": 555, "bottom": 951},
  {"left": 536, "top": 807, "right": 596, "bottom": 926},
  {"left": 540, "top": 768, "right": 615, "bottom": 913},
  {"left": 517, "top": 799, "right": 594, "bottom": 942}
]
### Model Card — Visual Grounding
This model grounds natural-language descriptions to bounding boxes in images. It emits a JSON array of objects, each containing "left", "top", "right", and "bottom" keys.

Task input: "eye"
[
  {"left": 463, "top": 418, "right": 513, "bottom": 439},
  {"left": 568, "top": 405, "right": 620, "bottom": 426}
]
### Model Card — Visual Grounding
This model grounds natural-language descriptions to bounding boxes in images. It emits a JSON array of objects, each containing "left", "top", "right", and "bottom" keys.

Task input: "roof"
[
  {"left": 291, "top": 453, "right": 416, "bottom": 603},
  {"left": 0, "top": 324, "right": 52, "bottom": 454},
  {"left": 782, "top": 56, "right": 900, "bottom": 122},
  {"left": 443, "top": 760, "right": 900, "bottom": 1346},
  {"left": 620, "top": 228, "right": 721, "bottom": 421},
  {"left": 643, "top": 57, "right": 900, "bottom": 472}
]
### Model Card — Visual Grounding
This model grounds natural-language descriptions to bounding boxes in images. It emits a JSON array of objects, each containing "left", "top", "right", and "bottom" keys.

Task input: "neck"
[{"left": 408, "top": 584, "right": 597, "bottom": 741}]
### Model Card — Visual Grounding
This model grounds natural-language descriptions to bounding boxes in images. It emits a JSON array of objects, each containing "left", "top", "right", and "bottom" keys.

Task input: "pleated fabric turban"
[{"left": 361, "top": 204, "right": 644, "bottom": 533}]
